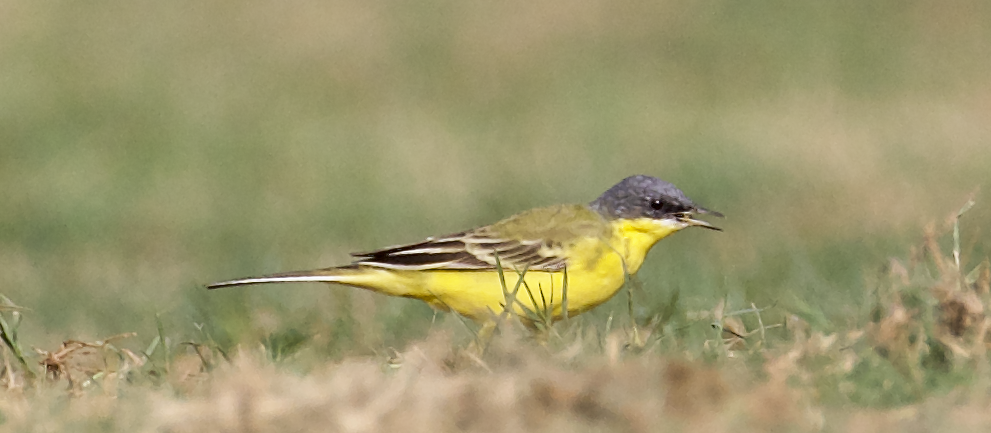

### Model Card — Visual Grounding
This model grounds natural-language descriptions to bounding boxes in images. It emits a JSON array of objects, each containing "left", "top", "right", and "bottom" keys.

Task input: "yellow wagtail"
[{"left": 208, "top": 175, "right": 721, "bottom": 325}]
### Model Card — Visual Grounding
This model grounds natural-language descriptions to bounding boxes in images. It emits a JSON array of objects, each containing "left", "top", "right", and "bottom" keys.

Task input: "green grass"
[{"left": 1, "top": 0, "right": 990, "bottom": 430}]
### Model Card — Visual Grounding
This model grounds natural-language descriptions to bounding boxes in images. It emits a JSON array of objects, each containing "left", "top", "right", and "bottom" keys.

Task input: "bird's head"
[{"left": 589, "top": 175, "right": 723, "bottom": 231}]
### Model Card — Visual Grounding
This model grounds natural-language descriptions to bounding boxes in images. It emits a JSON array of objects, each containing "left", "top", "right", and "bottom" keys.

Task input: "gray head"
[{"left": 589, "top": 175, "right": 723, "bottom": 230}]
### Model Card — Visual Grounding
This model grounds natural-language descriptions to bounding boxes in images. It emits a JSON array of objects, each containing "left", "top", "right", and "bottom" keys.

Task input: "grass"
[
  {"left": 0, "top": 214, "right": 989, "bottom": 431},
  {"left": 1, "top": 0, "right": 990, "bottom": 431}
]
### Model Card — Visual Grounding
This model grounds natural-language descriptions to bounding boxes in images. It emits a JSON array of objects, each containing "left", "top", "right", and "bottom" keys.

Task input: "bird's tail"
[{"left": 206, "top": 265, "right": 409, "bottom": 296}]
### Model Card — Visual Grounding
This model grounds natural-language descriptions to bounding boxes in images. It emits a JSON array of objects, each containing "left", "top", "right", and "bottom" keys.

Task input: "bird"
[{"left": 207, "top": 175, "right": 721, "bottom": 326}]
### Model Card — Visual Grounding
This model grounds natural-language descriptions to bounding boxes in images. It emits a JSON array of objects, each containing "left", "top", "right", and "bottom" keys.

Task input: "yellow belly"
[{"left": 415, "top": 257, "right": 627, "bottom": 322}]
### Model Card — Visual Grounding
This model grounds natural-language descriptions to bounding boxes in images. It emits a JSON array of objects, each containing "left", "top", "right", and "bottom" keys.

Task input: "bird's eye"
[{"left": 649, "top": 199, "right": 664, "bottom": 211}]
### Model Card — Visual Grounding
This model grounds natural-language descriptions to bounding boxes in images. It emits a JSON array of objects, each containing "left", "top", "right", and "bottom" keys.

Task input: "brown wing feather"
[
  {"left": 351, "top": 232, "right": 469, "bottom": 257},
  {"left": 351, "top": 231, "right": 567, "bottom": 272}
]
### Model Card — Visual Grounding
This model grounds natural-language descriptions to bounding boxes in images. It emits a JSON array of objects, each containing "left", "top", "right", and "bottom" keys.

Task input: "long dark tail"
[
  {"left": 205, "top": 266, "right": 414, "bottom": 299},
  {"left": 206, "top": 267, "right": 360, "bottom": 289}
]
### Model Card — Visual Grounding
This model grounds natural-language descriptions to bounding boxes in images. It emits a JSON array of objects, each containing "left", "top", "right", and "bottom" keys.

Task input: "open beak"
[{"left": 676, "top": 207, "right": 724, "bottom": 231}]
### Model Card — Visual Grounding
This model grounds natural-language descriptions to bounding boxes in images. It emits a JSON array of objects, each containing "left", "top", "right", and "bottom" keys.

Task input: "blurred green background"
[{"left": 1, "top": 0, "right": 988, "bottom": 354}]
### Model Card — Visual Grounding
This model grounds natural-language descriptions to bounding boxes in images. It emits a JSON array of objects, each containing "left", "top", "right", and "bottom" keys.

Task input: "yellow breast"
[{"left": 607, "top": 217, "right": 687, "bottom": 274}]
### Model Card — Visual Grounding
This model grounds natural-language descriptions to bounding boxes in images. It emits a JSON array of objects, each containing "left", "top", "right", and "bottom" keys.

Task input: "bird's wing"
[
  {"left": 350, "top": 231, "right": 569, "bottom": 272},
  {"left": 351, "top": 205, "right": 613, "bottom": 272}
]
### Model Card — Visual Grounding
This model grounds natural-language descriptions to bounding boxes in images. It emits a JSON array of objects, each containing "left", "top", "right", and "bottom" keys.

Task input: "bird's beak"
[{"left": 677, "top": 207, "right": 723, "bottom": 231}]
